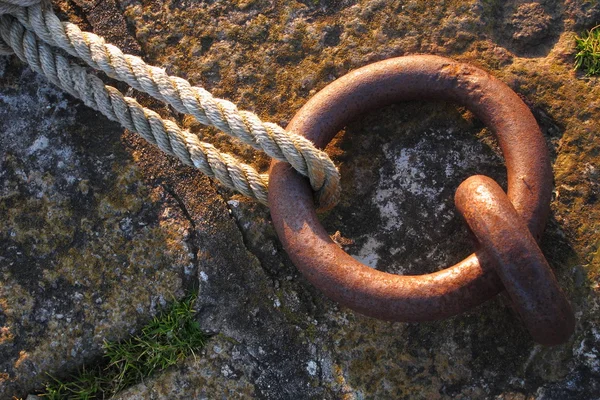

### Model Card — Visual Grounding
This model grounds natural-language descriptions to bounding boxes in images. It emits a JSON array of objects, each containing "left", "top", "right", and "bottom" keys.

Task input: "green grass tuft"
[
  {"left": 39, "top": 293, "right": 208, "bottom": 399},
  {"left": 575, "top": 25, "right": 600, "bottom": 76}
]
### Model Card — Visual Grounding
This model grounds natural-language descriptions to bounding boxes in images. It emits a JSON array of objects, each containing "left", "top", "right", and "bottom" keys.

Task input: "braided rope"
[
  {"left": 0, "top": 14, "right": 270, "bottom": 204},
  {"left": 0, "top": 0, "right": 341, "bottom": 209}
]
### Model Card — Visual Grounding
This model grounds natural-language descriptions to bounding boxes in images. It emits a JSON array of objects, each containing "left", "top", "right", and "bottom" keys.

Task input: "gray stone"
[{"left": 1, "top": 0, "right": 599, "bottom": 399}]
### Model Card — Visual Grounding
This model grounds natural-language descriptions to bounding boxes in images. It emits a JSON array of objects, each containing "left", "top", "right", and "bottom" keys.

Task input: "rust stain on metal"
[
  {"left": 455, "top": 175, "right": 575, "bottom": 346},
  {"left": 268, "top": 55, "right": 574, "bottom": 345}
]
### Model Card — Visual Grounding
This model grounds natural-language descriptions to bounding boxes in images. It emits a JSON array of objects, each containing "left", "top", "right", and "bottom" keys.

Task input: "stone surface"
[
  {"left": 1, "top": 0, "right": 600, "bottom": 399},
  {"left": 509, "top": 3, "right": 553, "bottom": 48}
]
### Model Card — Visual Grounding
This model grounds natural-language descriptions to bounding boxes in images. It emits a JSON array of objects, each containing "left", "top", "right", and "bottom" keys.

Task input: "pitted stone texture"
[
  {"left": 321, "top": 104, "right": 506, "bottom": 273},
  {"left": 476, "top": 0, "right": 565, "bottom": 57},
  {"left": 0, "top": 61, "right": 194, "bottom": 397},
  {"left": 509, "top": 3, "right": 553, "bottom": 48},
  {"left": 1, "top": 0, "right": 600, "bottom": 399}
]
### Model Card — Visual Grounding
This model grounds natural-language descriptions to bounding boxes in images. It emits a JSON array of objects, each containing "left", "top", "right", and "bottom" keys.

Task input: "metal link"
[{"left": 455, "top": 175, "right": 574, "bottom": 345}]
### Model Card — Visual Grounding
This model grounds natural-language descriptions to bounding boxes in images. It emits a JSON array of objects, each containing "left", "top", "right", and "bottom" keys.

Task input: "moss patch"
[{"left": 39, "top": 294, "right": 208, "bottom": 399}]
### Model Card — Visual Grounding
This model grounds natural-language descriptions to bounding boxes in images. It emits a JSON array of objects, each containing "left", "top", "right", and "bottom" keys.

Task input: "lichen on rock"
[{"left": 1, "top": 0, "right": 600, "bottom": 399}]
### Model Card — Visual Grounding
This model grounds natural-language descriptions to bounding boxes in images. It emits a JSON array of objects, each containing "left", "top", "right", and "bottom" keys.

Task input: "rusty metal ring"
[{"left": 268, "top": 56, "right": 554, "bottom": 327}]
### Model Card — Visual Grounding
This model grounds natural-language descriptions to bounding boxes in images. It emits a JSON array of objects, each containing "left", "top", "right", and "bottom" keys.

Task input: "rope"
[
  {"left": 0, "top": 0, "right": 341, "bottom": 210},
  {"left": 0, "top": 15, "right": 270, "bottom": 203}
]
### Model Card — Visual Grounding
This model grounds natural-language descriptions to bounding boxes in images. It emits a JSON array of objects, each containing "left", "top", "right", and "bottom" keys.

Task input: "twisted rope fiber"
[
  {"left": 0, "top": 0, "right": 341, "bottom": 209},
  {"left": 0, "top": 14, "right": 270, "bottom": 203},
  {"left": 0, "top": 0, "right": 30, "bottom": 49}
]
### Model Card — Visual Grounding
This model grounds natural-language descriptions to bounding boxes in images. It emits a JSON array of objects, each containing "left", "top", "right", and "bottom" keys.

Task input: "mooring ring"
[{"left": 268, "top": 55, "right": 553, "bottom": 323}]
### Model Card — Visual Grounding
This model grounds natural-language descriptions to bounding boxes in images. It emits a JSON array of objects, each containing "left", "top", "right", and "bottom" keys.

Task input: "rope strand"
[
  {"left": 0, "top": 0, "right": 341, "bottom": 209},
  {"left": 0, "top": 14, "right": 270, "bottom": 204}
]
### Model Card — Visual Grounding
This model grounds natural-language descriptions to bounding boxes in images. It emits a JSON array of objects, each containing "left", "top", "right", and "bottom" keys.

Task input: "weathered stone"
[
  {"left": 0, "top": 61, "right": 197, "bottom": 397},
  {"left": 1, "top": 0, "right": 599, "bottom": 399},
  {"left": 509, "top": 3, "right": 553, "bottom": 49},
  {"left": 477, "top": 0, "right": 564, "bottom": 57}
]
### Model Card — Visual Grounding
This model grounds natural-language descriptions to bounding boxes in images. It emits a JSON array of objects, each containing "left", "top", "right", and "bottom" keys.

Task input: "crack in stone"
[
  {"left": 161, "top": 183, "right": 200, "bottom": 294},
  {"left": 216, "top": 189, "right": 279, "bottom": 283}
]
